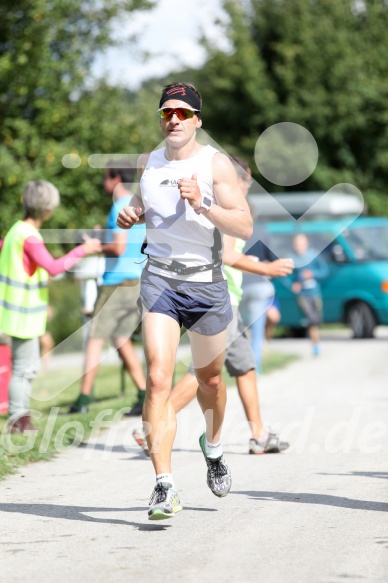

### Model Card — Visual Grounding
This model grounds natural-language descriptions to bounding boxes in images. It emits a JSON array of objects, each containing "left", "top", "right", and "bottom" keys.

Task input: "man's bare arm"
[
  {"left": 223, "top": 235, "right": 294, "bottom": 277},
  {"left": 116, "top": 153, "right": 148, "bottom": 229},
  {"left": 178, "top": 153, "right": 253, "bottom": 241},
  {"left": 102, "top": 231, "right": 127, "bottom": 256}
]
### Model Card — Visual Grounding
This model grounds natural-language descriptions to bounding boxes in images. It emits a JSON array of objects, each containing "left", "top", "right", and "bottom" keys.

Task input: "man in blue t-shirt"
[
  {"left": 284, "top": 233, "right": 329, "bottom": 356},
  {"left": 69, "top": 162, "right": 147, "bottom": 414}
]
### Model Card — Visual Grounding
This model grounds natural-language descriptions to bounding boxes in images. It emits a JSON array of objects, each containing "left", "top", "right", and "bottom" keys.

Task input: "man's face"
[
  {"left": 159, "top": 99, "right": 202, "bottom": 146},
  {"left": 103, "top": 169, "right": 119, "bottom": 195},
  {"left": 293, "top": 234, "right": 309, "bottom": 255}
]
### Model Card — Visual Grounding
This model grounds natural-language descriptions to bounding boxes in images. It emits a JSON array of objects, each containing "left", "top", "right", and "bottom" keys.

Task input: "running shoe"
[
  {"left": 313, "top": 344, "right": 321, "bottom": 357},
  {"left": 249, "top": 433, "right": 289, "bottom": 454},
  {"left": 124, "top": 401, "right": 143, "bottom": 417},
  {"left": 7, "top": 414, "right": 36, "bottom": 433},
  {"left": 148, "top": 482, "right": 182, "bottom": 520},
  {"left": 132, "top": 427, "right": 150, "bottom": 457},
  {"left": 67, "top": 394, "right": 90, "bottom": 414},
  {"left": 199, "top": 432, "right": 232, "bottom": 498},
  {"left": 67, "top": 403, "right": 88, "bottom": 414}
]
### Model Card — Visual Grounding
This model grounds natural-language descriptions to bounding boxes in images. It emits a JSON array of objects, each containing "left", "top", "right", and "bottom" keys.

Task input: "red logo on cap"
[{"left": 166, "top": 87, "right": 186, "bottom": 97}]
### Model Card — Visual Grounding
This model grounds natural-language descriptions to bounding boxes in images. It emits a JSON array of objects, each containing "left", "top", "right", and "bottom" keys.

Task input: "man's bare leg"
[
  {"left": 265, "top": 305, "right": 281, "bottom": 341},
  {"left": 113, "top": 336, "right": 146, "bottom": 390},
  {"left": 235, "top": 368, "right": 265, "bottom": 439},
  {"left": 189, "top": 329, "right": 232, "bottom": 497},
  {"left": 170, "top": 373, "right": 197, "bottom": 413},
  {"left": 142, "top": 312, "right": 181, "bottom": 474},
  {"left": 171, "top": 367, "right": 266, "bottom": 440},
  {"left": 67, "top": 337, "right": 105, "bottom": 413},
  {"left": 189, "top": 329, "right": 227, "bottom": 444},
  {"left": 309, "top": 325, "right": 320, "bottom": 345},
  {"left": 80, "top": 337, "right": 105, "bottom": 395}
]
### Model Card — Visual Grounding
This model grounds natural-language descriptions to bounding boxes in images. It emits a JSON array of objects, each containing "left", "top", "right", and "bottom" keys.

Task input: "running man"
[
  {"left": 117, "top": 83, "right": 253, "bottom": 520},
  {"left": 133, "top": 157, "right": 294, "bottom": 458}
]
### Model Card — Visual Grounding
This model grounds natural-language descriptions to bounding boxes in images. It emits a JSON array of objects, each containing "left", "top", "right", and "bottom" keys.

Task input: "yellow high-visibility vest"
[{"left": 0, "top": 220, "right": 48, "bottom": 339}]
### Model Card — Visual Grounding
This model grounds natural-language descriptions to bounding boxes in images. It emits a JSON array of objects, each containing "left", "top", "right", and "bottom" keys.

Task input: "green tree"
[
  {"left": 181, "top": 0, "right": 388, "bottom": 215},
  {"left": 0, "top": 0, "right": 155, "bottom": 236}
]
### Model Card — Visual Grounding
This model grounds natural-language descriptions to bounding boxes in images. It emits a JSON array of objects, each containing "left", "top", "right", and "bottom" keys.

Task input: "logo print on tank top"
[{"left": 159, "top": 179, "right": 182, "bottom": 187}]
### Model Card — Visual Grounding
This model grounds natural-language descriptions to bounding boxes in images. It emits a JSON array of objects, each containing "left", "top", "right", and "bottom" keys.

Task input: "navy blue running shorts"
[{"left": 138, "top": 269, "right": 233, "bottom": 336}]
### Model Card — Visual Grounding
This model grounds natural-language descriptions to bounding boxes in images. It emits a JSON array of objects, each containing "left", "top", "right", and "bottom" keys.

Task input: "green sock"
[
  {"left": 76, "top": 394, "right": 91, "bottom": 407},
  {"left": 137, "top": 389, "right": 146, "bottom": 405}
]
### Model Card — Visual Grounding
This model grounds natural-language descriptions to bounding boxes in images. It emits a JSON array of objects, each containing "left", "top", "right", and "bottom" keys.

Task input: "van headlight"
[{"left": 381, "top": 281, "right": 388, "bottom": 293}]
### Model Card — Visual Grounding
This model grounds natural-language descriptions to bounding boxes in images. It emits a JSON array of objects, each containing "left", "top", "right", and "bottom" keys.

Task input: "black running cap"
[{"left": 159, "top": 86, "right": 201, "bottom": 112}]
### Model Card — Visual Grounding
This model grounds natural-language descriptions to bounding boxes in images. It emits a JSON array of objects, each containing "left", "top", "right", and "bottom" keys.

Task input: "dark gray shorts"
[
  {"left": 188, "top": 306, "right": 256, "bottom": 376},
  {"left": 139, "top": 269, "right": 233, "bottom": 336},
  {"left": 89, "top": 281, "right": 141, "bottom": 339},
  {"left": 224, "top": 306, "right": 256, "bottom": 376},
  {"left": 297, "top": 295, "right": 323, "bottom": 326}
]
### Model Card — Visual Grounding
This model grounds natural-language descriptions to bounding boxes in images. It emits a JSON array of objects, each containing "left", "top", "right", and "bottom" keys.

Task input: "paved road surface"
[{"left": 0, "top": 330, "right": 387, "bottom": 583}]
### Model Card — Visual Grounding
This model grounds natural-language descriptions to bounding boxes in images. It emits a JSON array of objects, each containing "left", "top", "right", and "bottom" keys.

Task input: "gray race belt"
[{"left": 147, "top": 258, "right": 222, "bottom": 276}]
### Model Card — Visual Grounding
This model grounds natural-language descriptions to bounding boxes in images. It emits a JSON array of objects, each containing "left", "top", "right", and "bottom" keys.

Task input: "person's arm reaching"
[
  {"left": 311, "top": 255, "right": 330, "bottom": 280},
  {"left": 223, "top": 235, "right": 294, "bottom": 277},
  {"left": 24, "top": 236, "right": 101, "bottom": 277},
  {"left": 102, "top": 231, "right": 127, "bottom": 257}
]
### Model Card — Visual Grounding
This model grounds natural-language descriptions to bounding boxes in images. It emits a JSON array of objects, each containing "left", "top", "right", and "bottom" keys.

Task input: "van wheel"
[{"left": 346, "top": 302, "right": 377, "bottom": 338}]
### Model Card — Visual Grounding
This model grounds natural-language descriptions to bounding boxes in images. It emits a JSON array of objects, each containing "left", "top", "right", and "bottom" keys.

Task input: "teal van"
[{"left": 263, "top": 217, "right": 388, "bottom": 338}]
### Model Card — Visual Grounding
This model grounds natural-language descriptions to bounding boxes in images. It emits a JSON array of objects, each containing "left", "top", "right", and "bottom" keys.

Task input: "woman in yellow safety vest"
[{"left": 0, "top": 180, "right": 102, "bottom": 433}]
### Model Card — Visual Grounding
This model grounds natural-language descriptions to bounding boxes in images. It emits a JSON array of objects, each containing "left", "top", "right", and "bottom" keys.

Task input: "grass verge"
[{"left": 0, "top": 350, "right": 298, "bottom": 480}]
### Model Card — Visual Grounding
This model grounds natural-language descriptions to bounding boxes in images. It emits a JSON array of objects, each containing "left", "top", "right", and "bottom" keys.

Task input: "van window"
[{"left": 343, "top": 226, "right": 388, "bottom": 261}]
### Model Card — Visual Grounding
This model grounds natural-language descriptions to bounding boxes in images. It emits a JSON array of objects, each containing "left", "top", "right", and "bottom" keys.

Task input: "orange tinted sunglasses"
[{"left": 158, "top": 107, "right": 200, "bottom": 121}]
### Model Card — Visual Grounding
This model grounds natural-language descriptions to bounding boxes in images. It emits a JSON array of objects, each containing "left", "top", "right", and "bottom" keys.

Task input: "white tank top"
[{"left": 140, "top": 144, "right": 225, "bottom": 282}]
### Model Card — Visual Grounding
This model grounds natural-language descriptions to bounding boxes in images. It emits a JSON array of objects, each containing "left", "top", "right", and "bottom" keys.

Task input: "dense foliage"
[
  {"left": 1, "top": 0, "right": 387, "bottom": 239},
  {"left": 0, "top": 0, "right": 155, "bottom": 237},
  {"left": 183, "top": 0, "right": 388, "bottom": 215}
]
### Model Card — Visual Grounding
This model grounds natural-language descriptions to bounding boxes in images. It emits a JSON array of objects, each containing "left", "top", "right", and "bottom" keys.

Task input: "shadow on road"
[
  {"left": 317, "top": 471, "right": 388, "bottom": 480},
  {"left": 233, "top": 491, "right": 388, "bottom": 512},
  {"left": 0, "top": 503, "right": 171, "bottom": 531},
  {"left": 0, "top": 502, "right": 217, "bottom": 530}
]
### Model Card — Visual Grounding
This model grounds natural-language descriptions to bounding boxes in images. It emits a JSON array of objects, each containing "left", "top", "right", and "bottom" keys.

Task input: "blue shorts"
[{"left": 139, "top": 269, "right": 233, "bottom": 336}]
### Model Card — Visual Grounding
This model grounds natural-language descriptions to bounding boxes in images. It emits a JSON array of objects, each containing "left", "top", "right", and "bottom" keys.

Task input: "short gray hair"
[
  {"left": 23, "top": 180, "right": 60, "bottom": 219},
  {"left": 230, "top": 156, "right": 251, "bottom": 179}
]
